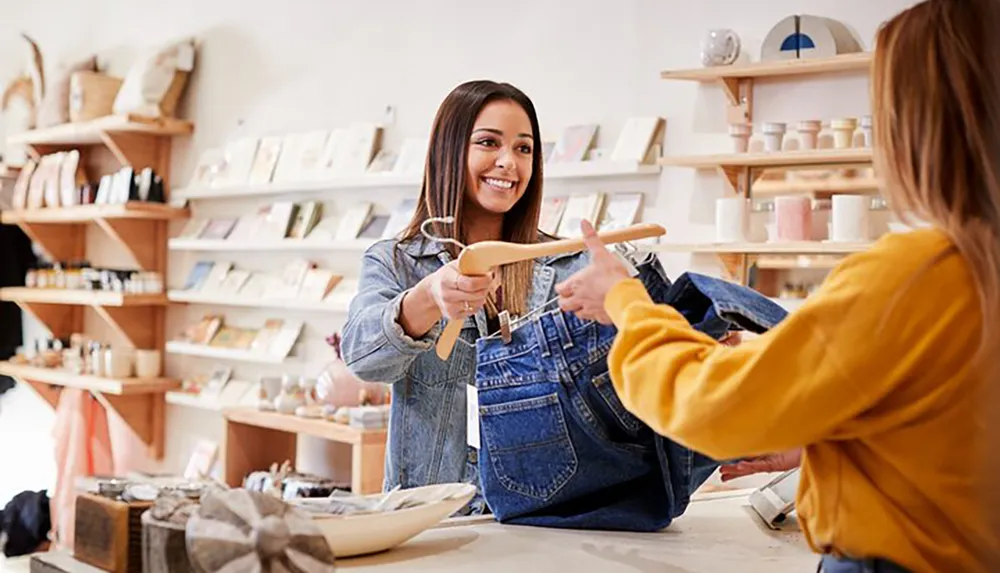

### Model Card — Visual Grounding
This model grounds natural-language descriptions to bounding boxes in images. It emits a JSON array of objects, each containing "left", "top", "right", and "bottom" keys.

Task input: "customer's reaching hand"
[
  {"left": 555, "top": 220, "right": 632, "bottom": 325},
  {"left": 720, "top": 449, "right": 802, "bottom": 482}
]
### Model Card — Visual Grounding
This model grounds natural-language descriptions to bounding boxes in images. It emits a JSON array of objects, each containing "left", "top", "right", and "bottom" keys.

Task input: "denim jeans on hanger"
[{"left": 473, "top": 254, "right": 788, "bottom": 531}]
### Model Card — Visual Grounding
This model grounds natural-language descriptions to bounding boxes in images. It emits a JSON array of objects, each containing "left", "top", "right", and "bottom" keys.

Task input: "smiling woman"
[{"left": 338, "top": 80, "right": 593, "bottom": 510}]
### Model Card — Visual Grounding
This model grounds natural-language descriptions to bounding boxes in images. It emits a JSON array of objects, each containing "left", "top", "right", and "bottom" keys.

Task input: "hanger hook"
[{"left": 420, "top": 216, "right": 467, "bottom": 250}]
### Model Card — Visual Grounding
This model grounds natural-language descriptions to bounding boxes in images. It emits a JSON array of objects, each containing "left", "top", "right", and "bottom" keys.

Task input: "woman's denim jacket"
[{"left": 340, "top": 235, "right": 590, "bottom": 493}]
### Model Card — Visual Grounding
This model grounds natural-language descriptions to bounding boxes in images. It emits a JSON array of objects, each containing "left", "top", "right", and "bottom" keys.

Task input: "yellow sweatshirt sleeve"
[{"left": 602, "top": 275, "right": 900, "bottom": 460}]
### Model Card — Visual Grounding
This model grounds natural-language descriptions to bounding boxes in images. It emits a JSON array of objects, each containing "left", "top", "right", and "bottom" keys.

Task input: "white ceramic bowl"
[{"left": 304, "top": 483, "right": 477, "bottom": 558}]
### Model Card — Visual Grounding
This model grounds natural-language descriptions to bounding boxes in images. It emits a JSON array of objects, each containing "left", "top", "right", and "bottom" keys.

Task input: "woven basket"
[{"left": 69, "top": 71, "right": 123, "bottom": 123}]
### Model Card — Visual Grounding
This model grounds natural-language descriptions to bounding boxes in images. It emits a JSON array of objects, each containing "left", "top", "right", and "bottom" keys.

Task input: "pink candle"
[{"left": 774, "top": 196, "right": 812, "bottom": 241}]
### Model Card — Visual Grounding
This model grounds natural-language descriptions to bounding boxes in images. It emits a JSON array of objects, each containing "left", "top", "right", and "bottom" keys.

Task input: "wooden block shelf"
[
  {"left": 167, "top": 238, "right": 376, "bottom": 253},
  {"left": 222, "top": 407, "right": 387, "bottom": 495},
  {"left": 0, "top": 288, "right": 167, "bottom": 306},
  {"left": 7, "top": 114, "right": 194, "bottom": 146},
  {"left": 168, "top": 290, "right": 352, "bottom": 313},
  {"left": 1, "top": 202, "right": 190, "bottom": 224},
  {"left": 172, "top": 161, "right": 660, "bottom": 201}
]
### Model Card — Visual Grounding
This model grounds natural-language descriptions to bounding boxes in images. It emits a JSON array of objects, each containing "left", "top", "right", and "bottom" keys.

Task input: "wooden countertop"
[{"left": 6, "top": 490, "right": 816, "bottom": 572}]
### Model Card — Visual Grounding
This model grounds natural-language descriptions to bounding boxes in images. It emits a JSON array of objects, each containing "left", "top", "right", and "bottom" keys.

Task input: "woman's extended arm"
[{"left": 602, "top": 259, "right": 907, "bottom": 460}]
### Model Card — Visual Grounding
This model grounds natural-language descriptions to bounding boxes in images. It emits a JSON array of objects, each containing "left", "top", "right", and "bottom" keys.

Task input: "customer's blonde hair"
[{"left": 873, "top": 0, "right": 1000, "bottom": 353}]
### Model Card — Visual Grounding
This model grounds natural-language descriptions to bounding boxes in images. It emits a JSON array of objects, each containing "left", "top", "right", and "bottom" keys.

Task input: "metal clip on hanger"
[{"left": 420, "top": 220, "right": 666, "bottom": 360}]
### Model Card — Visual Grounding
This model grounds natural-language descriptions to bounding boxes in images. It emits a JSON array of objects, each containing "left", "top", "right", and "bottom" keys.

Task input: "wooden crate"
[{"left": 72, "top": 493, "right": 151, "bottom": 573}]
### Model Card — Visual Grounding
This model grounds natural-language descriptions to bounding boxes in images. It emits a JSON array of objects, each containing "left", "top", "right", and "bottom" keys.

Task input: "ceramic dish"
[{"left": 299, "top": 482, "right": 477, "bottom": 558}]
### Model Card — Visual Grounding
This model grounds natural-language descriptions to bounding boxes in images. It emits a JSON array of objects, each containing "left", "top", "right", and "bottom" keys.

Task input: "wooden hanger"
[{"left": 435, "top": 222, "right": 666, "bottom": 359}]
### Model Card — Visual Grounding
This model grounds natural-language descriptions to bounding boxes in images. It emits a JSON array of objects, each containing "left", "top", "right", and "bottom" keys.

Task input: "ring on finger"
[{"left": 463, "top": 301, "right": 472, "bottom": 313}]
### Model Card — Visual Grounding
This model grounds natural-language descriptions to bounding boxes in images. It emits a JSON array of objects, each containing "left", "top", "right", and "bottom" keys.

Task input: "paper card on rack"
[
  {"left": 246, "top": 136, "right": 283, "bottom": 185},
  {"left": 267, "top": 320, "right": 304, "bottom": 359},
  {"left": 610, "top": 117, "right": 664, "bottom": 163},
  {"left": 334, "top": 203, "right": 373, "bottom": 241},
  {"left": 215, "top": 137, "right": 260, "bottom": 187}
]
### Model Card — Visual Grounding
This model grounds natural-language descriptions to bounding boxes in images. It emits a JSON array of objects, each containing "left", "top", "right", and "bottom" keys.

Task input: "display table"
[{"left": 4, "top": 490, "right": 815, "bottom": 572}]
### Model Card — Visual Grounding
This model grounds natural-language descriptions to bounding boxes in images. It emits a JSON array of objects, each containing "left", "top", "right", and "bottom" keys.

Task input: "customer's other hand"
[
  {"left": 555, "top": 220, "right": 632, "bottom": 325},
  {"left": 720, "top": 449, "right": 802, "bottom": 482}
]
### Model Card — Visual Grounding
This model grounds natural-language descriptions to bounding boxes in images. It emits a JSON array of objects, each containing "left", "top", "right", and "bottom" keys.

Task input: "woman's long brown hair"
[
  {"left": 875, "top": 1, "right": 1000, "bottom": 561},
  {"left": 397, "top": 80, "right": 545, "bottom": 317},
  {"left": 873, "top": 0, "right": 1000, "bottom": 353}
]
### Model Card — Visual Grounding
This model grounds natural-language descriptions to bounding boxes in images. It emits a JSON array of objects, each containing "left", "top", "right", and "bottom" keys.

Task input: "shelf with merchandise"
[
  {"left": 222, "top": 407, "right": 387, "bottom": 494},
  {"left": 3, "top": 112, "right": 192, "bottom": 461},
  {"left": 658, "top": 48, "right": 876, "bottom": 284},
  {"left": 164, "top": 341, "right": 301, "bottom": 366},
  {"left": 172, "top": 160, "right": 660, "bottom": 201},
  {"left": 167, "top": 238, "right": 376, "bottom": 253},
  {"left": 167, "top": 290, "right": 353, "bottom": 313}
]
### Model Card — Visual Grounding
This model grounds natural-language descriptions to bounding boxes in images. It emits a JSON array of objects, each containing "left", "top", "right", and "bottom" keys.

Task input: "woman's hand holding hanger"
[
  {"left": 400, "top": 262, "right": 495, "bottom": 339},
  {"left": 428, "top": 261, "right": 495, "bottom": 320}
]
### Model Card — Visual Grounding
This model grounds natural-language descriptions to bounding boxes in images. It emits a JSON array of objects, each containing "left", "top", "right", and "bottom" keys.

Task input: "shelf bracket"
[
  {"left": 94, "top": 218, "right": 166, "bottom": 272},
  {"left": 723, "top": 78, "right": 753, "bottom": 125},
  {"left": 94, "top": 392, "right": 166, "bottom": 460},
  {"left": 16, "top": 222, "right": 86, "bottom": 263},
  {"left": 91, "top": 306, "right": 161, "bottom": 350},
  {"left": 21, "top": 379, "right": 62, "bottom": 409},
  {"left": 17, "top": 302, "right": 82, "bottom": 339}
]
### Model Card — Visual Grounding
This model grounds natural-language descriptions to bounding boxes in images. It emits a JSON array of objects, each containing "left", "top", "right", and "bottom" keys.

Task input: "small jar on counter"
[{"left": 25, "top": 267, "right": 38, "bottom": 289}]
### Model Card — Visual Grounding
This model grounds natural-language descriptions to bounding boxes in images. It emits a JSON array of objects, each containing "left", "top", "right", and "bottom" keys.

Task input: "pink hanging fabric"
[{"left": 50, "top": 389, "right": 114, "bottom": 551}]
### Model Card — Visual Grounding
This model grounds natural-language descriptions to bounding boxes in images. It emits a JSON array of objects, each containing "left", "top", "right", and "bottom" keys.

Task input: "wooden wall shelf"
[
  {"left": 7, "top": 113, "right": 190, "bottom": 466},
  {"left": 2, "top": 203, "right": 190, "bottom": 224},
  {"left": 661, "top": 148, "right": 873, "bottom": 169},
  {"left": 660, "top": 53, "right": 871, "bottom": 125},
  {"left": 660, "top": 53, "right": 872, "bottom": 83},
  {"left": 0, "top": 362, "right": 176, "bottom": 458},
  {"left": 7, "top": 114, "right": 194, "bottom": 146},
  {"left": 222, "top": 407, "right": 386, "bottom": 494},
  {"left": 0, "top": 288, "right": 168, "bottom": 307},
  {"left": 0, "top": 362, "right": 179, "bottom": 395},
  {"left": 751, "top": 176, "right": 880, "bottom": 196}
]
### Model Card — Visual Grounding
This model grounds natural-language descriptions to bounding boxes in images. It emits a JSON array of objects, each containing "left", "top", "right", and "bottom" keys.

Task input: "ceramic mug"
[
  {"left": 830, "top": 194, "right": 869, "bottom": 241},
  {"left": 715, "top": 197, "right": 748, "bottom": 243},
  {"left": 134, "top": 349, "right": 161, "bottom": 378},
  {"left": 774, "top": 196, "right": 812, "bottom": 241}
]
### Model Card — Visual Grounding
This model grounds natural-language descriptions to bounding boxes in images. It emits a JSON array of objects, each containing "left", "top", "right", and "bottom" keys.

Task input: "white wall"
[{"left": 0, "top": 0, "right": 918, "bottom": 500}]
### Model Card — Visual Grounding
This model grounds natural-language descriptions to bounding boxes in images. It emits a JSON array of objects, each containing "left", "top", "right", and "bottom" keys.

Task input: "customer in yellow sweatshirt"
[{"left": 555, "top": 1, "right": 1000, "bottom": 572}]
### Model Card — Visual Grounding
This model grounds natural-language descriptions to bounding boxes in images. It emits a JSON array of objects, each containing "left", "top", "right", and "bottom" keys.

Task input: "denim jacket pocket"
[{"left": 479, "top": 393, "right": 578, "bottom": 500}]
